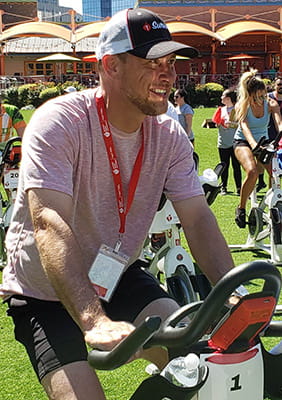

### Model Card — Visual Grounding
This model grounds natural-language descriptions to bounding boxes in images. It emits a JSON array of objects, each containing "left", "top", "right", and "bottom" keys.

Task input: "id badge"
[{"left": 88, "top": 244, "right": 129, "bottom": 302}]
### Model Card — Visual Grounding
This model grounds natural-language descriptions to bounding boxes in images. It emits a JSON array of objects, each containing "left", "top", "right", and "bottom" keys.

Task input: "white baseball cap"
[{"left": 96, "top": 8, "right": 199, "bottom": 60}]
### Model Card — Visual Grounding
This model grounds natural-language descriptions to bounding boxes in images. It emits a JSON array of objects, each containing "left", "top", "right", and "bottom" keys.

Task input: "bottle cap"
[{"left": 184, "top": 353, "right": 199, "bottom": 370}]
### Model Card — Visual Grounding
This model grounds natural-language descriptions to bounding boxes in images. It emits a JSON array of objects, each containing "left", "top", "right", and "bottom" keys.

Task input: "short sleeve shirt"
[{"left": 0, "top": 89, "right": 203, "bottom": 300}]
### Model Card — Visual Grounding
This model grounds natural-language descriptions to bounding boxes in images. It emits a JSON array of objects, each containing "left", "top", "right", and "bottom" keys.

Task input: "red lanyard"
[{"left": 96, "top": 94, "right": 144, "bottom": 235}]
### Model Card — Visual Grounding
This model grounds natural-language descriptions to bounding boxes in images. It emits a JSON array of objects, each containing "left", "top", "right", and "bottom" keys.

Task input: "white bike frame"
[
  {"left": 229, "top": 151, "right": 282, "bottom": 265},
  {"left": 0, "top": 138, "right": 21, "bottom": 267},
  {"left": 141, "top": 168, "right": 221, "bottom": 303}
]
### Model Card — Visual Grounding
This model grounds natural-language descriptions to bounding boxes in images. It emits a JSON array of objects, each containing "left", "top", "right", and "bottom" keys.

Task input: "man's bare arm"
[{"left": 28, "top": 188, "right": 134, "bottom": 349}]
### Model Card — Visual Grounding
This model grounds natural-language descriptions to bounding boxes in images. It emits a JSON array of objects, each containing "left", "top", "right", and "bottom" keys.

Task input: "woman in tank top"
[{"left": 233, "top": 69, "right": 282, "bottom": 228}]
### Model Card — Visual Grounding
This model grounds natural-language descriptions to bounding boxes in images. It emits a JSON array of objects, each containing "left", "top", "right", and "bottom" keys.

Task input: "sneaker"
[
  {"left": 235, "top": 207, "right": 246, "bottom": 228},
  {"left": 256, "top": 182, "right": 267, "bottom": 193},
  {"left": 220, "top": 186, "right": 227, "bottom": 195}
]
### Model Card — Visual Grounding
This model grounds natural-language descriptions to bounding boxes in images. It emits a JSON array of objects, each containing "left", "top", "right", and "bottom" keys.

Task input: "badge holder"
[{"left": 88, "top": 242, "right": 129, "bottom": 302}]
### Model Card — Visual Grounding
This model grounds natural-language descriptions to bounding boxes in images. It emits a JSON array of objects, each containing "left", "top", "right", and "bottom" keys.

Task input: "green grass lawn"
[{"left": 0, "top": 107, "right": 281, "bottom": 399}]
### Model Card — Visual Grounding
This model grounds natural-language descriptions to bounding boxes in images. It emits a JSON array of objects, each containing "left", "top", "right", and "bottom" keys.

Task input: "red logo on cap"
[{"left": 143, "top": 22, "right": 151, "bottom": 32}]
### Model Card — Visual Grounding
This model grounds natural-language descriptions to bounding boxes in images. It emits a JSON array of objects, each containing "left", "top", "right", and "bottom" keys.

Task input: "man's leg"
[
  {"left": 6, "top": 296, "right": 106, "bottom": 400},
  {"left": 133, "top": 297, "right": 180, "bottom": 369},
  {"left": 41, "top": 361, "right": 106, "bottom": 400},
  {"left": 218, "top": 147, "right": 230, "bottom": 190}
]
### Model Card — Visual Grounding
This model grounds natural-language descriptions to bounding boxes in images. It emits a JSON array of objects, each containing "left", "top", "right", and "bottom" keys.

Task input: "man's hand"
[{"left": 84, "top": 316, "right": 136, "bottom": 351}]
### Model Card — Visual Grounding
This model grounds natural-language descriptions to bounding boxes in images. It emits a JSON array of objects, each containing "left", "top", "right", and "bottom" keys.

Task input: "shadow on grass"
[{"left": 231, "top": 248, "right": 270, "bottom": 259}]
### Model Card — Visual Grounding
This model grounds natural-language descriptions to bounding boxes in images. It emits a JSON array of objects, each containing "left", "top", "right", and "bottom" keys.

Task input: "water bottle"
[{"left": 160, "top": 353, "right": 200, "bottom": 388}]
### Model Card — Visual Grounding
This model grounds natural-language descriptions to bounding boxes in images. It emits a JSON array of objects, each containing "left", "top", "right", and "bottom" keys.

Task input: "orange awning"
[
  {"left": 224, "top": 53, "right": 263, "bottom": 61},
  {"left": 82, "top": 54, "right": 97, "bottom": 62}
]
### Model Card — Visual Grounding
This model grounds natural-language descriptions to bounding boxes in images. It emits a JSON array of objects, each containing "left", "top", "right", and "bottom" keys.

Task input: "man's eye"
[
  {"left": 148, "top": 58, "right": 176, "bottom": 68},
  {"left": 150, "top": 60, "right": 159, "bottom": 67}
]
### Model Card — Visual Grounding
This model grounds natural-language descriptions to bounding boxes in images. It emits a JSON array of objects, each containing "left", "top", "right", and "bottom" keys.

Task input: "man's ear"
[{"left": 101, "top": 55, "right": 121, "bottom": 77}]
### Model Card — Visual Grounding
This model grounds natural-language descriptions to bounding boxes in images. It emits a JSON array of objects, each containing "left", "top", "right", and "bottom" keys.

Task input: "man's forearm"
[{"left": 33, "top": 207, "right": 106, "bottom": 333}]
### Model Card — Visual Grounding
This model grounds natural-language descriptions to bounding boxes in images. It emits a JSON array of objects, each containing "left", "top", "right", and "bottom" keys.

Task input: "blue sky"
[{"left": 59, "top": 0, "right": 82, "bottom": 14}]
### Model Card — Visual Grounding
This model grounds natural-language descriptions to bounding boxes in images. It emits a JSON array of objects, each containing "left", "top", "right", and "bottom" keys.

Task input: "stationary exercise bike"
[
  {"left": 141, "top": 160, "right": 225, "bottom": 305},
  {"left": 0, "top": 136, "right": 21, "bottom": 267},
  {"left": 230, "top": 132, "right": 282, "bottom": 265},
  {"left": 88, "top": 260, "right": 282, "bottom": 400}
]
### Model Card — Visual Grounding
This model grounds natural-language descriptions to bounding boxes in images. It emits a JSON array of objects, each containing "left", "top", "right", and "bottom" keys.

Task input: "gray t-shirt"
[
  {"left": 1, "top": 88, "right": 203, "bottom": 300},
  {"left": 176, "top": 103, "right": 194, "bottom": 140}
]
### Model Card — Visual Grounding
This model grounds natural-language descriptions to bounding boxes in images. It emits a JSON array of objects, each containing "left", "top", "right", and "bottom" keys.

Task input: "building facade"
[
  {"left": 138, "top": 0, "right": 282, "bottom": 86},
  {"left": 37, "top": 0, "right": 82, "bottom": 23},
  {"left": 0, "top": 0, "right": 281, "bottom": 85},
  {"left": 82, "top": 0, "right": 137, "bottom": 22},
  {"left": 0, "top": 0, "right": 37, "bottom": 26}
]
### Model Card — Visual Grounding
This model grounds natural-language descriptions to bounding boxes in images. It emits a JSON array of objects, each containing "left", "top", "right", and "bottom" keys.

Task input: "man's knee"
[
  {"left": 41, "top": 361, "right": 106, "bottom": 400},
  {"left": 133, "top": 297, "right": 180, "bottom": 326}
]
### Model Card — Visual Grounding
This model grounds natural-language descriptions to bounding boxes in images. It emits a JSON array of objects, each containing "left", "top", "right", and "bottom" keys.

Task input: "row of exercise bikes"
[{"left": 1, "top": 134, "right": 282, "bottom": 399}]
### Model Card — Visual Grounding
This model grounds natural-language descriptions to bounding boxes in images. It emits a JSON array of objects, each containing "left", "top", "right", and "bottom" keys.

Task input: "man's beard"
[{"left": 127, "top": 93, "right": 168, "bottom": 116}]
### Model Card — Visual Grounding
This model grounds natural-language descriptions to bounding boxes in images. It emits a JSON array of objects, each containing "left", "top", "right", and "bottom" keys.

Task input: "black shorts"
[
  {"left": 233, "top": 139, "right": 251, "bottom": 150},
  {"left": 5, "top": 262, "right": 172, "bottom": 381},
  {"left": 233, "top": 138, "right": 271, "bottom": 150}
]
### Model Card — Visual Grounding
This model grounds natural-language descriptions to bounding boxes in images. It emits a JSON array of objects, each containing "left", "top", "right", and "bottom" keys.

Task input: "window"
[
  {"left": 25, "top": 62, "right": 54, "bottom": 76},
  {"left": 240, "top": 60, "right": 249, "bottom": 73},
  {"left": 25, "top": 61, "right": 95, "bottom": 77},
  {"left": 190, "top": 63, "right": 198, "bottom": 75},
  {"left": 76, "top": 62, "right": 93, "bottom": 74},
  {"left": 271, "top": 54, "right": 279, "bottom": 71},
  {"left": 226, "top": 61, "right": 236, "bottom": 74}
]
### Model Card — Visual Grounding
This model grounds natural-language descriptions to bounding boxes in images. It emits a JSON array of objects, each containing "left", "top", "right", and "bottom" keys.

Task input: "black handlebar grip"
[{"left": 88, "top": 315, "right": 161, "bottom": 370}]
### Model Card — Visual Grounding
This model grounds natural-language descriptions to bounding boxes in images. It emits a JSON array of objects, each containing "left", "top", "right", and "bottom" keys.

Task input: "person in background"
[
  {"left": 233, "top": 69, "right": 282, "bottom": 228},
  {"left": 174, "top": 88, "right": 195, "bottom": 145},
  {"left": 0, "top": 92, "right": 26, "bottom": 143},
  {"left": 257, "top": 76, "right": 282, "bottom": 192},
  {"left": 166, "top": 99, "right": 179, "bottom": 121},
  {"left": 1, "top": 8, "right": 235, "bottom": 400},
  {"left": 212, "top": 88, "right": 242, "bottom": 196},
  {"left": 268, "top": 77, "right": 282, "bottom": 139}
]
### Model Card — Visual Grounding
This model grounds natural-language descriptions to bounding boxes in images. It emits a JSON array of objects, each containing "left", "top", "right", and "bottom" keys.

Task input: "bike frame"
[
  {"left": 143, "top": 199, "right": 199, "bottom": 304},
  {"left": 141, "top": 165, "right": 223, "bottom": 304},
  {"left": 88, "top": 261, "right": 282, "bottom": 400},
  {"left": 0, "top": 137, "right": 21, "bottom": 267},
  {"left": 229, "top": 150, "right": 282, "bottom": 265}
]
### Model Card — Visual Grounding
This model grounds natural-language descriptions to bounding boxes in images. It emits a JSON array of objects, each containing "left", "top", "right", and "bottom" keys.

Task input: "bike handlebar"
[
  {"left": 88, "top": 316, "right": 161, "bottom": 370},
  {"left": 148, "top": 261, "right": 281, "bottom": 348},
  {"left": 88, "top": 261, "right": 281, "bottom": 370}
]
